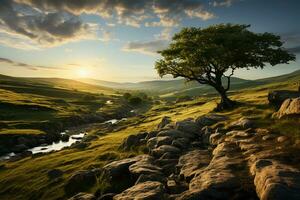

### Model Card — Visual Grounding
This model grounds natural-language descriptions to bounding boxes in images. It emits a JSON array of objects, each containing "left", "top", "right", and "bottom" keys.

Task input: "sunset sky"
[{"left": 0, "top": 0, "right": 299, "bottom": 82}]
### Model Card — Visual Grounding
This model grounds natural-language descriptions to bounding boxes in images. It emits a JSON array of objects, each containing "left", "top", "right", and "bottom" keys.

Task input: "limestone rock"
[
  {"left": 147, "top": 136, "right": 173, "bottom": 149},
  {"left": 129, "top": 155, "right": 163, "bottom": 176},
  {"left": 195, "top": 114, "right": 228, "bottom": 127},
  {"left": 175, "top": 120, "right": 200, "bottom": 135},
  {"left": 68, "top": 193, "right": 95, "bottom": 200},
  {"left": 251, "top": 159, "right": 300, "bottom": 200},
  {"left": 119, "top": 135, "right": 139, "bottom": 151},
  {"left": 229, "top": 117, "right": 255, "bottom": 129},
  {"left": 113, "top": 181, "right": 167, "bottom": 200},
  {"left": 177, "top": 150, "right": 210, "bottom": 181},
  {"left": 103, "top": 156, "right": 143, "bottom": 178},
  {"left": 272, "top": 97, "right": 300, "bottom": 119},
  {"left": 151, "top": 145, "right": 181, "bottom": 158},
  {"left": 157, "top": 129, "right": 194, "bottom": 140}
]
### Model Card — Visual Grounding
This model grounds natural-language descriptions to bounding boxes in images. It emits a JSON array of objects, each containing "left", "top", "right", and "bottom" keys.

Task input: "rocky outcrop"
[
  {"left": 272, "top": 97, "right": 300, "bottom": 119},
  {"left": 70, "top": 113, "right": 300, "bottom": 200},
  {"left": 250, "top": 159, "right": 300, "bottom": 200}
]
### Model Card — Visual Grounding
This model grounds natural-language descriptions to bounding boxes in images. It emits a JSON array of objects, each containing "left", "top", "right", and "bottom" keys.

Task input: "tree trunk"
[{"left": 215, "top": 87, "right": 235, "bottom": 111}]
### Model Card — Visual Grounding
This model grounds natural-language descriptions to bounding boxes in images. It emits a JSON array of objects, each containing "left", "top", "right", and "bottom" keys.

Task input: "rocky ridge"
[{"left": 67, "top": 113, "right": 300, "bottom": 200}]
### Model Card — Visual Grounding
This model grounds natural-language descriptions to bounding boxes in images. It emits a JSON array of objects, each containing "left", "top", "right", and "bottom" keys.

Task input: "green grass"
[
  {"left": 0, "top": 129, "right": 46, "bottom": 135},
  {"left": 0, "top": 73, "right": 299, "bottom": 199}
]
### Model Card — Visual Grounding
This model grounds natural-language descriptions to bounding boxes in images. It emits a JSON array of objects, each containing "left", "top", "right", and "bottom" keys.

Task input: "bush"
[
  {"left": 129, "top": 97, "right": 142, "bottom": 105},
  {"left": 123, "top": 93, "right": 132, "bottom": 100}
]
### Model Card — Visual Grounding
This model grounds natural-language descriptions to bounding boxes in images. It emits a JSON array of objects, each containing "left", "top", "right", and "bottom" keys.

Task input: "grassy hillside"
[
  {"left": 0, "top": 74, "right": 129, "bottom": 153},
  {"left": 0, "top": 71, "right": 299, "bottom": 200},
  {"left": 81, "top": 76, "right": 252, "bottom": 95},
  {"left": 81, "top": 70, "right": 300, "bottom": 98}
]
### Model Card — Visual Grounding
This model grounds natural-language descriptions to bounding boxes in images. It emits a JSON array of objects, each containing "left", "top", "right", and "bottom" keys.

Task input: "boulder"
[
  {"left": 177, "top": 150, "right": 210, "bottom": 181},
  {"left": 113, "top": 181, "right": 167, "bottom": 200},
  {"left": 268, "top": 90, "right": 300, "bottom": 106},
  {"left": 119, "top": 135, "right": 139, "bottom": 151},
  {"left": 103, "top": 156, "right": 143, "bottom": 178},
  {"left": 157, "top": 129, "right": 193, "bottom": 140},
  {"left": 157, "top": 116, "right": 172, "bottom": 130},
  {"left": 229, "top": 117, "right": 255, "bottom": 129},
  {"left": 129, "top": 155, "right": 163, "bottom": 176},
  {"left": 145, "top": 131, "right": 158, "bottom": 140},
  {"left": 195, "top": 114, "right": 228, "bottom": 127},
  {"left": 250, "top": 159, "right": 300, "bottom": 200},
  {"left": 68, "top": 193, "right": 95, "bottom": 200},
  {"left": 171, "top": 138, "right": 190, "bottom": 149},
  {"left": 147, "top": 136, "right": 173, "bottom": 149},
  {"left": 272, "top": 98, "right": 300, "bottom": 119},
  {"left": 65, "top": 170, "right": 97, "bottom": 195},
  {"left": 151, "top": 145, "right": 181, "bottom": 158},
  {"left": 175, "top": 120, "right": 200, "bottom": 135}
]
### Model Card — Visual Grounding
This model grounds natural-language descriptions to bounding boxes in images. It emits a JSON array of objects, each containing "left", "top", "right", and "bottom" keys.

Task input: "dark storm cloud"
[
  {"left": 0, "top": 0, "right": 96, "bottom": 47},
  {"left": 16, "top": 0, "right": 216, "bottom": 27},
  {"left": 0, "top": 57, "right": 64, "bottom": 70}
]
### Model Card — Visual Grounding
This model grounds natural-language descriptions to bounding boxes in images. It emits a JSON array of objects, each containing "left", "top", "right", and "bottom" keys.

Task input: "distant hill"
[
  {"left": 80, "top": 69, "right": 300, "bottom": 98},
  {"left": 0, "top": 74, "right": 115, "bottom": 96},
  {"left": 80, "top": 76, "right": 252, "bottom": 95}
]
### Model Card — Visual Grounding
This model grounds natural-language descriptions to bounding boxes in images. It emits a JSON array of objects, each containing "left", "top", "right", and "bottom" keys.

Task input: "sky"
[{"left": 0, "top": 0, "right": 299, "bottom": 82}]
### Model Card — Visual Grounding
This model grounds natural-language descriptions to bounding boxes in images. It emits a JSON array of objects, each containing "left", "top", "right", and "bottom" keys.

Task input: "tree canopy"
[{"left": 155, "top": 24, "right": 295, "bottom": 110}]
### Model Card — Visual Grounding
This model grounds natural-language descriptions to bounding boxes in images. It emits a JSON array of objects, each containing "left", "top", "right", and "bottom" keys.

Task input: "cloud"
[
  {"left": 0, "top": 0, "right": 98, "bottom": 49},
  {"left": 123, "top": 40, "right": 168, "bottom": 55},
  {"left": 0, "top": 57, "right": 65, "bottom": 71},
  {"left": 16, "top": 0, "right": 215, "bottom": 28},
  {"left": 212, "top": 0, "right": 238, "bottom": 7}
]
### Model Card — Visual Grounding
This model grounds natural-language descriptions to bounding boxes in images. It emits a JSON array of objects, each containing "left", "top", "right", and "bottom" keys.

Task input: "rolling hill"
[{"left": 80, "top": 69, "right": 300, "bottom": 98}]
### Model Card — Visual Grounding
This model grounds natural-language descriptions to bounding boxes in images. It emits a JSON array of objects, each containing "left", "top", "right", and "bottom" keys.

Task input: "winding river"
[{"left": 0, "top": 117, "right": 127, "bottom": 161}]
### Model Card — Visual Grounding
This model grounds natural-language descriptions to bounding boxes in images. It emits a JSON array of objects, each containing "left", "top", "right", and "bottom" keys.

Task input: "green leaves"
[{"left": 155, "top": 23, "right": 296, "bottom": 85}]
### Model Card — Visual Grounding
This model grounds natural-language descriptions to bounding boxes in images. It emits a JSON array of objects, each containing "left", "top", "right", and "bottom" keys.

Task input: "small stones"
[{"left": 277, "top": 136, "right": 289, "bottom": 143}]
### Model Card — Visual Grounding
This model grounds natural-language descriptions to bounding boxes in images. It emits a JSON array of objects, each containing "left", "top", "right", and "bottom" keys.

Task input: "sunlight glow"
[{"left": 76, "top": 68, "right": 90, "bottom": 78}]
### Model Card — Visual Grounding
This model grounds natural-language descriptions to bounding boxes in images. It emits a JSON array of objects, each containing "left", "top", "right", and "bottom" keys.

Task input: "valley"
[{"left": 0, "top": 70, "right": 299, "bottom": 199}]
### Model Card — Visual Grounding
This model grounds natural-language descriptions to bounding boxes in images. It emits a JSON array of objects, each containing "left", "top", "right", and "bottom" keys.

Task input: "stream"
[{"left": 0, "top": 117, "right": 127, "bottom": 161}]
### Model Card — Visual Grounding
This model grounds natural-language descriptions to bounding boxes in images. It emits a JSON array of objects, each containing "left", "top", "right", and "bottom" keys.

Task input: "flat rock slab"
[
  {"left": 251, "top": 159, "right": 300, "bottom": 200},
  {"left": 129, "top": 155, "right": 163, "bottom": 176},
  {"left": 177, "top": 150, "right": 210, "bottom": 181},
  {"left": 113, "top": 181, "right": 167, "bottom": 200},
  {"left": 152, "top": 145, "right": 181, "bottom": 157}
]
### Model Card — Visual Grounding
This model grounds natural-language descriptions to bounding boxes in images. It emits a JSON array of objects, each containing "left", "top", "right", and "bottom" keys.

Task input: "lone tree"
[{"left": 155, "top": 24, "right": 295, "bottom": 110}]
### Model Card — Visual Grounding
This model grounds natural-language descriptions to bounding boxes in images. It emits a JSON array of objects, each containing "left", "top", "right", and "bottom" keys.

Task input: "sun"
[{"left": 76, "top": 68, "right": 90, "bottom": 78}]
